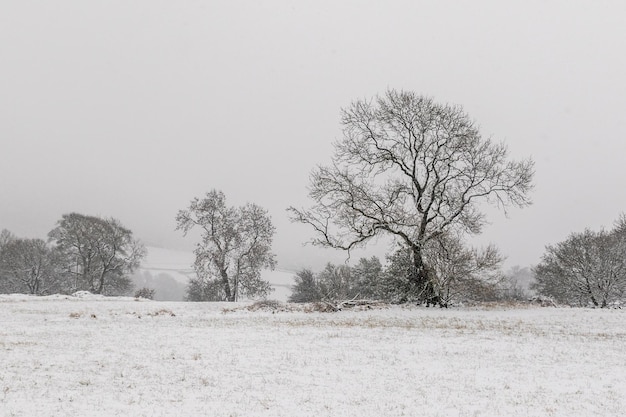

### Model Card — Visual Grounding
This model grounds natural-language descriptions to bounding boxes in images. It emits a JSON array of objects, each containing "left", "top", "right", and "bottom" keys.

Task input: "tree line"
[
  {"left": 3, "top": 89, "right": 625, "bottom": 307},
  {"left": 0, "top": 213, "right": 144, "bottom": 296},
  {"left": 172, "top": 90, "right": 535, "bottom": 306},
  {"left": 288, "top": 254, "right": 520, "bottom": 306}
]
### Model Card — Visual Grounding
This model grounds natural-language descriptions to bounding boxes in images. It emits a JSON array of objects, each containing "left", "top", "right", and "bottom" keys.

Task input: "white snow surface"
[{"left": 1, "top": 295, "right": 625, "bottom": 416}]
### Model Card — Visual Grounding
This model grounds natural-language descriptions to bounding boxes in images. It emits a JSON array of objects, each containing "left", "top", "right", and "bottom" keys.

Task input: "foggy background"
[{"left": 2, "top": 0, "right": 625, "bottom": 272}]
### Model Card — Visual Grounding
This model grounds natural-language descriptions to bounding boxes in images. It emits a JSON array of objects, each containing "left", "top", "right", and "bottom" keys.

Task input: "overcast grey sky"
[{"left": 2, "top": 0, "right": 625, "bottom": 270}]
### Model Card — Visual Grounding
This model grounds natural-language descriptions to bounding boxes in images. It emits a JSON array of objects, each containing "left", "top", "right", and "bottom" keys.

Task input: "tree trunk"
[
  {"left": 219, "top": 266, "right": 233, "bottom": 302},
  {"left": 411, "top": 245, "right": 441, "bottom": 307},
  {"left": 92, "top": 267, "right": 107, "bottom": 294},
  {"left": 584, "top": 276, "right": 599, "bottom": 307}
]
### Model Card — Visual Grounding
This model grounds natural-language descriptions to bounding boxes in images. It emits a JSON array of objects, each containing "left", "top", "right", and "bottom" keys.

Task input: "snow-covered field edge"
[{"left": 1, "top": 296, "right": 625, "bottom": 417}]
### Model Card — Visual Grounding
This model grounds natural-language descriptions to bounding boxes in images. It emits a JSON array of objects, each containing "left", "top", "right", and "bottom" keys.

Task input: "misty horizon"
[{"left": 2, "top": 1, "right": 626, "bottom": 272}]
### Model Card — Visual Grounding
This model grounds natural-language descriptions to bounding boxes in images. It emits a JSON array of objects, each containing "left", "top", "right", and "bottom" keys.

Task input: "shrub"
[{"left": 134, "top": 287, "right": 155, "bottom": 299}]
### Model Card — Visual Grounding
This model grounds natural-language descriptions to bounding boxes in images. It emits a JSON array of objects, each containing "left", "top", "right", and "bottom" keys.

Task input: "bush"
[
  {"left": 134, "top": 287, "right": 155, "bottom": 299},
  {"left": 289, "top": 269, "right": 322, "bottom": 303}
]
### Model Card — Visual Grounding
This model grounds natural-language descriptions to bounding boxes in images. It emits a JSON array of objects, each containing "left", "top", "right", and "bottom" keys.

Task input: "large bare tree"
[
  {"left": 48, "top": 213, "right": 145, "bottom": 295},
  {"left": 289, "top": 90, "right": 534, "bottom": 305},
  {"left": 176, "top": 190, "right": 276, "bottom": 302}
]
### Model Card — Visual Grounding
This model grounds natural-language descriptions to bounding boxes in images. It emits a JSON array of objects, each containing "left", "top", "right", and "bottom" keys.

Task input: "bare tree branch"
[
  {"left": 177, "top": 190, "right": 276, "bottom": 302},
  {"left": 289, "top": 89, "right": 534, "bottom": 305}
]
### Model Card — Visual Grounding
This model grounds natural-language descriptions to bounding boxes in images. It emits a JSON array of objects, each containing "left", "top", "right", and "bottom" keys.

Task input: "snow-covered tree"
[
  {"left": 0, "top": 229, "right": 15, "bottom": 248},
  {"left": 350, "top": 256, "right": 384, "bottom": 299},
  {"left": 289, "top": 89, "right": 533, "bottom": 306},
  {"left": 534, "top": 216, "right": 626, "bottom": 307},
  {"left": 48, "top": 213, "right": 145, "bottom": 295},
  {"left": 176, "top": 190, "right": 276, "bottom": 302},
  {"left": 0, "top": 238, "right": 67, "bottom": 295},
  {"left": 289, "top": 269, "right": 322, "bottom": 303}
]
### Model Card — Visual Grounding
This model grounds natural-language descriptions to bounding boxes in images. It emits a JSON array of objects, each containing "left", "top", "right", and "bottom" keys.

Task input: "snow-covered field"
[{"left": 1, "top": 295, "right": 625, "bottom": 417}]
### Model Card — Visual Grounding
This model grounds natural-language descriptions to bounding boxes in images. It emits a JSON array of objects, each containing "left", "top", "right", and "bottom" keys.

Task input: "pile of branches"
[
  {"left": 528, "top": 295, "right": 558, "bottom": 307},
  {"left": 313, "top": 297, "right": 389, "bottom": 312},
  {"left": 222, "top": 298, "right": 390, "bottom": 314}
]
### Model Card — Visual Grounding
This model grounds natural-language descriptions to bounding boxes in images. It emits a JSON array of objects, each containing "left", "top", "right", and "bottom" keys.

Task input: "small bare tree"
[
  {"left": 176, "top": 190, "right": 276, "bottom": 302},
  {"left": 0, "top": 238, "right": 67, "bottom": 295},
  {"left": 288, "top": 269, "right": 322, "bottom": 303},
  {"left": 316, "top": 263, "right": 356, "bottom": 301},
  {"left": 351, "top": 256, "right": 384, "bottom": 300},
  {"left": 534, "top": 217, "right": 626, "bottom": 307},
  {"left": 0, "top": 229, "right": 16, "bottom": 293},
  {"left": 289, "top": 90, "right": 533, "bottom": 305},
  {"left": 0, "top": 229, "right": 15, "bottom": 248},
  {"left": 423, "top": 233, "right": 504, "bottom": 305}
]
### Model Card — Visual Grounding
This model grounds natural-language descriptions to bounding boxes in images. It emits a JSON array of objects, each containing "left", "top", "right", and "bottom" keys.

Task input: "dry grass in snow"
[{"left": 1, "top": 294, "right": 625, "bottom": 416}]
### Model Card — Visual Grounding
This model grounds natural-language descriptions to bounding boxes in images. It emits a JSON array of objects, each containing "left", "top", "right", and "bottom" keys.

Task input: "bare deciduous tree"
[
  {"left": 48, "top": 213, "right": 145, "bottom": 295},
  {"left": 0, "top": 238, "right": 67, "bottom": 295},
  {"left": 351, "top": 256, "right": 384, "bottom": 300},
  {"left": 176, "top": 190, "right": 276, "bottom": 302},
  {"left": 423, "top": 233, "right": 504, "bottom": 306},
  {"left": 317, "top": 263, "right": 355, "bottom": 301},
  {"left": 0, "top": 229, "right": 15, "bottom": 248},
  {"left": 503, "top": 266, "right": 536, "bottom": 300},
  {"left": 288, "top": 269, "right": 322, "bottom": 303},
  {"left": 0, "top": 229, "right": 16, "bottom": 293},
  {"left": 534, "top": 217, "right": 626, "bottom": 307},
  {"left": 289, "top": 90, "right": 533, "bottom": 305}
]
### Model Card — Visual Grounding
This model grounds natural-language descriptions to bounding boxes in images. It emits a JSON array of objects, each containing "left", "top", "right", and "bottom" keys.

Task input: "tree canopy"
[
  {"left": 0, "top": 238, "right": 66, "bottom": 295},
  {"left": 48, "top": 213, "right": 145, "bottom": 295},
  {"left": 176, "top": 190, "right": 276, "bottom": 302},
  {"left": 289, "top": 89, "right": 534, "bottom": 305},
  {"left": 534, "top": 215, "right": 626, "bottom": 307}
]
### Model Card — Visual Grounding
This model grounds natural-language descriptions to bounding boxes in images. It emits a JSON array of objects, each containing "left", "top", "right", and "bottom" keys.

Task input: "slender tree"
[{"left": 289, "top": 90, "right": 533, "bottom": 305}]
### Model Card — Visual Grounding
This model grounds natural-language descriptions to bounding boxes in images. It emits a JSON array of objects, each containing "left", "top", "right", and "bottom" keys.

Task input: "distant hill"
[{"left": 133, "top": 246, "right": 296, "bottom": 301}]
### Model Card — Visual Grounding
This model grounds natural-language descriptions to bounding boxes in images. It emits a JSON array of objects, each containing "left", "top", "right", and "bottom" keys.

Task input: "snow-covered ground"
[{"left": 1, "top": 295, "right": 625, "bottom": 417}]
